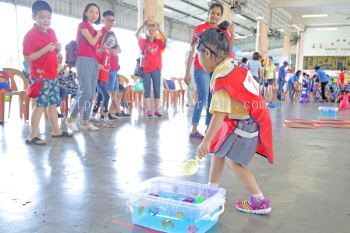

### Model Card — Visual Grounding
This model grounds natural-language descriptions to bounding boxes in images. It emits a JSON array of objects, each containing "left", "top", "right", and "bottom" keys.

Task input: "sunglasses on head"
[{"left": 194, "top": 33, "right": 218, "bottom": 57}]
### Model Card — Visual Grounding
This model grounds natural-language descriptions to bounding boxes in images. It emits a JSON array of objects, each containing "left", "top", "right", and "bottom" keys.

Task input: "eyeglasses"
[{"left": 105, "top": 18, "right": 115, "bottom": 23}]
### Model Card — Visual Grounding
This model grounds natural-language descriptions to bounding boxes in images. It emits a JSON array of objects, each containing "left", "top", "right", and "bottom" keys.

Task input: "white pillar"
[{"left": 296, "top": 32, "right": 305, "bottom": 70}]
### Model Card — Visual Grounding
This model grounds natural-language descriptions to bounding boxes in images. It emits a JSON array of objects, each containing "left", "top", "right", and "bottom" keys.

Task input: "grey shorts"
[{"left": 214, "top": 118, "right": 259, "bottom": 166}]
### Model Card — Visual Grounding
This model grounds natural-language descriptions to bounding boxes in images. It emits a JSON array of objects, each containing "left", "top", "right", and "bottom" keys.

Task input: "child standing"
[
  {"left": 66, "top": 3, "right": 102, "bottom": 131},
  {"left": 23, "top": 0, "right": 73, "bottom": 145},
  {"left": 195, "top": 27, "right": 273, "bottom": 215},
  {"left": 300, "top": 83, "right": 309, "bottom": 103},
  {"left": 91, "top": 31, "right": 117, "bottom": 126}
]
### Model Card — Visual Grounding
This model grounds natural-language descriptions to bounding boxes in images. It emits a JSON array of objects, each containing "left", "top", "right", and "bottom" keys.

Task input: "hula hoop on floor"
[
  {"left": 283, "top": 119, "right": 350, "bottom": 129},
  {"left": 283, "top": 123, "right": 321, "bottom": 129}
]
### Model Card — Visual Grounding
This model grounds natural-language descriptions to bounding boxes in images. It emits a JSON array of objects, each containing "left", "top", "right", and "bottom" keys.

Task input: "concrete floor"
[{"left": 0, "top": 102, "right": 349, "bottom": 233}]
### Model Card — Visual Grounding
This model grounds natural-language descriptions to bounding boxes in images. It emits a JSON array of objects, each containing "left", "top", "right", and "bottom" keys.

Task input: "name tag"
[{"left": 243, "top": 70, "right": 259, "bottom": 96}]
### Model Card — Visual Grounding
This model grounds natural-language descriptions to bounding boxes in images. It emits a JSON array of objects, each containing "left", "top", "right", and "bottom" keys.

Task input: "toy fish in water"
[
  {"left": 161, "top": 219, "right": 174, "bottom": 230},
  {"left": 148, "top": 206, "right": 159, "bottom": 216},
  {"left": 138, "top": 206, "right": 145, "bottom": 215},
  {"left": 176, "top": 211, "right": 184, "bottom": 218},
  {"left": 187, "top": 225, "right": 199, "bottom": 233}
]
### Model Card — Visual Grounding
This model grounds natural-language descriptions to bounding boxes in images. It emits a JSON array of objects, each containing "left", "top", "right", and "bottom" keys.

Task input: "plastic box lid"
[
  {"left": 318, "top": 106, "right": 338, "bottom": 112},
  {"left": 126, "top": 177, "right": 226, "bottom": 220}
]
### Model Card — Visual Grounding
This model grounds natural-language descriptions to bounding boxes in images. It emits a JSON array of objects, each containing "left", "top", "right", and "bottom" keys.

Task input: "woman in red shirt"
[
  {"left": 66, "top": 3, "right": 103, "bottom": 132},
  {"left": 184, "top": 3, "right": 235, "bottom": 140},
  {"left": 135, "top": 20, "right": 167, "bottom": 117}
]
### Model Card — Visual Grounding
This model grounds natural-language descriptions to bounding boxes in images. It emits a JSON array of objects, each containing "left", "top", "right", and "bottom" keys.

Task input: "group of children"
[
  {"left": 23, "top": 1, "right": 136, "bottom": 145},
  {"left": 290, "top": 71, "right": 350, "bottom": 108}
]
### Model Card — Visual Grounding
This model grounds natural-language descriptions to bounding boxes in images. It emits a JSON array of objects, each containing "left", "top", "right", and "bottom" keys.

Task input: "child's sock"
[{"left": 252, "top": 192, "right": 264, "bottom": 201}]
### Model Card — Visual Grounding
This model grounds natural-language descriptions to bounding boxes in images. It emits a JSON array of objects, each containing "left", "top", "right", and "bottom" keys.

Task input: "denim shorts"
[
  {"left": 107, "top": 70, "right": 119, "bottom": 92},
  {"left": 32, "top": 77, "right": 60, "bottom": 108},
  {"left": 267, "top": 79, "right": 275, "bottom": 85}
]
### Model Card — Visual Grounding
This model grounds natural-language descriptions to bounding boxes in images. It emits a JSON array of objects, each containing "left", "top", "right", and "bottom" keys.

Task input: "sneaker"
[
  {"left": 115, "top": 112, "right": 131, "bottom": 118},
  {"left": 147, "top": 111, "right": 153, "bottom": 117},
  {"left": 101, "top": 119, "right": 115, "bottom": 128},
  {"left": 108, "top": 113, "right": 118, "bottom": 121},
  {"left": 234, "top": 195, "right": 271, "bottom": 215},
  {"left": 100, "top": 115, "right": 104, "bottom": 120},
  {"left": 65, "top": 119, "right": 78, "bottom": 132},
  {"left": 57, "top": 112, "right": 65, "bottom": 118},
  {"left": 80, "top": 123, "right": 99, "bottom": 131},
  {"left": 154, "top": 111, "right": 162, "bottom": 117},
  {"left": 89, "top": 117, "right": 99, "bottom": 123},
  {"left": 189, "top": 131, "right": 204, "bottom": 141}
]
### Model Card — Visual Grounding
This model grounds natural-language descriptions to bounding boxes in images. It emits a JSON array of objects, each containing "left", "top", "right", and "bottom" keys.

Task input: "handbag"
[
  {"left": 26, "top": 79, "right": 42, "bottom": 98},
  {"left": 134, "top": 39, "right": 148, "bottom": 77}
]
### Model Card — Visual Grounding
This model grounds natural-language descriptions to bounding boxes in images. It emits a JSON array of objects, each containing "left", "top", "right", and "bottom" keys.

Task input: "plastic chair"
[
  {"left": 119, "top": 74, "right": 133, "bottom": 113},
  {"left": 131, "top": 75, "right": 144, "bottom": 110},
  {"left": 162, "top": 78, "right": 177, "bottom": 109},
  {"left": 3, "top": 68, "right": 30, "bottom": 121},
  {"left": 175, "top": 78, "right": 186, "bottom": 107}
]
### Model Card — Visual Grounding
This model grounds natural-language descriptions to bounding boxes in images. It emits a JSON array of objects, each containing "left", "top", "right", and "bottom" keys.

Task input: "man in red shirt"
[
  {"left": 97, "top": 11, "right": 129, "bottom": 119},
  {"left": 23, "top": 0, "right": 72, "bottom": 145}
]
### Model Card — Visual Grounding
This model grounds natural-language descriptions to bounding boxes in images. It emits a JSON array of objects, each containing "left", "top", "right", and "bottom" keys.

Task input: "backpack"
[{"left": 65, "top": 40, "right": 77, "bottom": 67}]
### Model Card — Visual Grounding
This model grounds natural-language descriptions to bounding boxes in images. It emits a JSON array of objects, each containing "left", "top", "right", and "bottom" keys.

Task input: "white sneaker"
[
  {"left": 89, "top": 117, "right": 99, "bottom": 123},
  {"left": 65, "top": 119, "right": 79, "bottom": 132},
  {"left": 80, "top": 123, "right": 99, "bottom": 131},
  {"left": 101, "top": 119, "right": 115, "bottom": 128}
]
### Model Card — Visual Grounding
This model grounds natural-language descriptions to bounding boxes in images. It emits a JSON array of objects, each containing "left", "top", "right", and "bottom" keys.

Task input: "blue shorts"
[
  {"left": 32, "top": 78, "right": 60, "bottom": 108},
  {"left": 107, "top": 70, "right": 119, "bottom": 92},
  {"left": 267, "top": 79, "right": 275, "bottom": 85}
]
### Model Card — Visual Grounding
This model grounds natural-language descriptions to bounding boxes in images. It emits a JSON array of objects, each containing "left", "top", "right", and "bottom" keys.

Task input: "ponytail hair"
[{"left": 196, "top": 21, "right": 230, "bottom": 58}]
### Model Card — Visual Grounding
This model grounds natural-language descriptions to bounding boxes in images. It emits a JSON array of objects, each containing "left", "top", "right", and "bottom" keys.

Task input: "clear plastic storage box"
[
  {"left": 318, "top": 106, "right": 338, "bottom": 117},
  {"left": 127, "top": 177, "right": 226, "bottom": 233}
]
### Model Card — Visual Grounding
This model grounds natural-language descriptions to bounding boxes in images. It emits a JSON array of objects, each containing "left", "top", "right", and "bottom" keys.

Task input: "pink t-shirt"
[{"left": 76, "top": 21, "right": 99, "bottom": 59}]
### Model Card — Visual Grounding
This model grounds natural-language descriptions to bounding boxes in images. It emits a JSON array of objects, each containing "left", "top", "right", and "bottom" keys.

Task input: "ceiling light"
[
  {"left": 302, "top": 14, "right": 328, "bottom": 18},
  {"left": 256, "top": 16, "right": 264, "bottom": 20},
  {"left": 316, "top": 27, "right": 338, "bottom": 31},
  {"left": 236, "top": 14, "right": 247, "bottom": 20},
  {"left": 164, "top": 7, "right": 173, "bottom": 13}
]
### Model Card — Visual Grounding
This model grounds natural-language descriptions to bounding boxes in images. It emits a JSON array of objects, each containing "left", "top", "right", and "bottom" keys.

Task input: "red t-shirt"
[
  {"left": 23, "top": 25, "right": 58, "bottom": 79},
  {"left": 138, "top": 38, "right": 166, "bottom": 73},
  {"left": 192, "top": 22, "right": 234, "bottom": 70},
  {"left": 98, "top": 27, "right": 108, "bottom": 45},
  {"left": 99, "top": 27, "right": 119, "bottom": 71},
  {"left": 110, "top": 53, "right": 119, "bottom": 71},
  {"left": 338, "top": 72, "right": 345, "bottom": 85},
  {"left": 76, "top": 21, "right": 99, "bottom": 59},
  {"left": 97, "top": 45, "right": 111, "bottom": 82}
]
